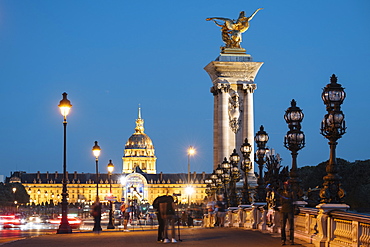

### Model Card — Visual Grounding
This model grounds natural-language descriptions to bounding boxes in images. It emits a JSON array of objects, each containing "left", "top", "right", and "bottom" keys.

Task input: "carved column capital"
[
  {"left": 211, "top": 83, "right": 230, "bottom": 95},
  {"left": 242, "top": 83, "right": 257, "bottom": 94}
]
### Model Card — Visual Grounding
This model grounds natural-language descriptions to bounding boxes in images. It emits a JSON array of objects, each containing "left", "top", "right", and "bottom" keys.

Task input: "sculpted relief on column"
[{"left": 229, "top": 91, "right": 242, "bottom": 133}]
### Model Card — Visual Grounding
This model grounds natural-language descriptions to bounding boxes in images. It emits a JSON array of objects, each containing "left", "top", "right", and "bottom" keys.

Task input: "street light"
[
  {"left": 284, "top": 99, "right": 305, "bottom": 201},
  {"left": 254, "top": 125, "right": 269, "bottom": 202},
  {"left": 185, "top": 186, "right": 194, "bottom": 206},
  {"left": 240, "top": 138, "right": 252, "bottom": 205},
  {"left": 107, "top": 160, "right": 115, "bottom": 229},
  {"left": 221, "top": 157, "right": 231, "bottom": 206},
  {"left": 187, "top": 146, "right": 196, "bottom": 184},
  {"left": 12, "top": 187, "right": 17, "bottom": 213},
  {"left": 57, "top": 92, "right": 72, "bottom": 234},
  {"left": 320, "top": 74, "right": 346, "bottom": 203},
  {"left": 92, "top": 141, "right": 102, "bottom": 231},
  {"left": 229, "top": 149, "right": 241, "bottom": 207}
]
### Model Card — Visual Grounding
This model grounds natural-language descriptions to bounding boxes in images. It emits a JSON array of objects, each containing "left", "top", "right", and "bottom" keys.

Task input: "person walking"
[
  {"left": 91, "top": 197, "right": 102, "bottom": 232},
  {"left": 215, "top": 194, "right": 227, "bottom": 227},
  {"left": 120, "top": 200, "right": 130, "bottom": 232},
  {"left": 279, "top": 181, "right": 295, "bottom": 245}
]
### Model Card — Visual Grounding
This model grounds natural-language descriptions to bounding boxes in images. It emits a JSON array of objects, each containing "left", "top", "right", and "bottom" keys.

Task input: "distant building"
[{"left": 6, "top": 108, "right": 208, "bottom": 206}]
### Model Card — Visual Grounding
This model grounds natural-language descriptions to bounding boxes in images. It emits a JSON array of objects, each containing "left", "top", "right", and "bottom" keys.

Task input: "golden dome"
[
  {"left": 124, "top": 107, "right": 154, "bottom": 150},
  {"left": 125, "top": 133, "right": 154, "bottom": 149}
]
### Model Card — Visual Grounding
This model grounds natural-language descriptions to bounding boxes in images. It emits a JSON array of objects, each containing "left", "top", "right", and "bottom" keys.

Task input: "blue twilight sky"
[{"left": 0, "top": 1, "right": 369, "bottom": 179}]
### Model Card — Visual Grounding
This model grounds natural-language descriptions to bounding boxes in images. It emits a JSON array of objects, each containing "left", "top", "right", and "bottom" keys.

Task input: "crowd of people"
[{"left": 90, "top": 181, "right": 296, "bottom": 245}]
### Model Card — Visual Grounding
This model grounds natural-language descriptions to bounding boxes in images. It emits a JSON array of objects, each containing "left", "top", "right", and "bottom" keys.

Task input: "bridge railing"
[{"left": 216, "top": 204, "right": 370, "bottom": 247}]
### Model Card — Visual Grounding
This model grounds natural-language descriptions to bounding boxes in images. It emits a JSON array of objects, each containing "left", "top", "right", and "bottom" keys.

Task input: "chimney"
[
  {"left": 46, "top": 171, "right": 49, "bottom": 180},
  {"left": 74, "top": 171, "right": 77, "bottom": 180},
  {"left": 55, "top": 171, "right": 58, "bottom": 179},
  {"left": 37, "top": 171, "right": 40, "bottom": 180}
]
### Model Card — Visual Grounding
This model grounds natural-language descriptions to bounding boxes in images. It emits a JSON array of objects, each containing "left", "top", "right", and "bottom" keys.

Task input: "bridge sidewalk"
[{"left": 1, "top": 227, "right": 315, "bottom": 247}]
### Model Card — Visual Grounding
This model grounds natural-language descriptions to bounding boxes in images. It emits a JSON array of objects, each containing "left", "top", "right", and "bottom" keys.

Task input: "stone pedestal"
[
  {"left": 313, "top": 203, "right": 350, "bottom": 247},
  {"left": 204, "top": 52, "right": 263, "bottom": 180}
]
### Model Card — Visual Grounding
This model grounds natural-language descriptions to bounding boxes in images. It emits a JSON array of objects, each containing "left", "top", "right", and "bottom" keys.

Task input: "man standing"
[
  {"left": 120, "top": 200, "right": 130, "bottom": 232},
  {"left": 206, "top": 196, "right": 216, "bottom": 228},
  {"left": 159, "top": 194, "right": 177, "bottom": 243},
  {"left": 280, "top": 181, "right": 295, "bottom": 245},
  {"left": 153, "top": 195, "right": 166, "bottom": 242},
  {"left": 215, "top": 194, "right": 227, "bottom": 227}
]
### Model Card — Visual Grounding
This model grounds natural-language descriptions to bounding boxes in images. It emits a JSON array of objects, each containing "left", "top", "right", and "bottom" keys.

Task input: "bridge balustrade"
[{"left": 218, "top": 205, "right": 370, "bottom": 247}]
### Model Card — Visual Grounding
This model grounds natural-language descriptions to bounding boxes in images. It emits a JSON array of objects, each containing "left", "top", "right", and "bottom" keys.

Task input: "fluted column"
[
  {"left": 243, "top": 84, "right": 257, "bottom": 180},
  {"left": 205, "top": 55, "right": 263, "bottom": 171}
]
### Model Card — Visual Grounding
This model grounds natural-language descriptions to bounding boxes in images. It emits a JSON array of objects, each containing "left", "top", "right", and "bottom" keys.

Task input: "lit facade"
[{"left": 6, "top": 108, "right": 208, "bottom": 206}]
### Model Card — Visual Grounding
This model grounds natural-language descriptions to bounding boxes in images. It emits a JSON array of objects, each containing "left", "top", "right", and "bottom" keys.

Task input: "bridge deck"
[{"left": 1, "top": 227, "right": 315, "bottom": 247}]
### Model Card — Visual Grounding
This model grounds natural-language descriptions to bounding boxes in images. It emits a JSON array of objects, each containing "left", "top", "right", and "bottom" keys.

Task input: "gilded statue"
[{"left": 206, "top": 9, "right": 263, "bottom": 50}]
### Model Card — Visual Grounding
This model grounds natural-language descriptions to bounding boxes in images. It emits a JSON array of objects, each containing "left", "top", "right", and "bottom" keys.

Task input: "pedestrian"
[
  {"left": 159, "top": 193, "right": 177, "bottom": 243},
  {"left": 91, "top": 196, "right": 102, "bottom": 232},
  {"left": 279, "top": 181, "right": 295, "bottom": 245},
  {"left": 206, "top": 196, "right": 216, "bottom": 228},
  {"left": 215, "top": 194, "right": 227, "bottom": 227},
  {"left": 120, "top": 201, "right": 130, "bottom": 232},
  {"left": 181, "top": 211, "right": 187, "bottom": 226},
  {"left": 187, "top": 212, "right": 193, "bottom": 227},
  {"left": 153, "top": 195, "right": 166, "bottom": 242}
]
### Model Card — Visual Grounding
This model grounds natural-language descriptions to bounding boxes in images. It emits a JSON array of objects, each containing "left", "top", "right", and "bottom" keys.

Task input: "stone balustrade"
[{"left": 217, "top": 204, "right": 370, "bottom": 247}]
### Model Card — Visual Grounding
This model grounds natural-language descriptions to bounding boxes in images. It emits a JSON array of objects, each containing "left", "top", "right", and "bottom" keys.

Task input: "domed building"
[
  {"left": 120, "top": 108, "right": 208, "bottom": 204},
  {"left": 6, "top": 107, "right": 208, "bottom": 207},
  {"left": 122, "top": 107, "right": 157, "bottom": 174}
]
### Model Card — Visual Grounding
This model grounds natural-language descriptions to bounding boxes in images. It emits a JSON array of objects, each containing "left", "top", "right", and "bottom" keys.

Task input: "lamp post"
[
  {"left": 12, "top": 187, "right": 17, "bottom": 213},
  {"left": 107, "top": 160, "right": 115, "bottom": 229},
  {"left": 320, "top": 74, "right": 346, "bottom": 203},
  {"left": 240, "top": 138, "right": 252, "bottom": 205},
  {"left": 284, "top": 99, "right": 305, "bottom": 201},
  {"left": 220, "top": 158, "right": 231, "bottom": 206},
  {"left": 37, "top": 189, "right": 41, "bottom": 205},
  {"left": 254, "top": 125, "right": 269, "bottom": 202},
  {"left": 92, "top": 141, "right": 102, "bottom": 231},
  {"left": 229, "top": 149, "right": 241, "bottom": 207},
  {"left": 186, "top": 146, "right": 195, "bottom": 207},
  {"left": 57, "top": 92, "right": 72, "bottom": 234},
  {"left": 187, "top": 146, "right": 196, "bottom": 184}
]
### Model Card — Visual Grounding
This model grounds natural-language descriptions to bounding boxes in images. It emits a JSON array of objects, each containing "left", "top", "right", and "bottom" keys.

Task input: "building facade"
[{"left": 6, "top": 109, "right": 208, "bottom": 206}]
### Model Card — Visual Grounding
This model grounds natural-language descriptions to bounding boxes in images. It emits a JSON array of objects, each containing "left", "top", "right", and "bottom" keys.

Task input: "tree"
[
  {"left": 0, "top": 182, "right": 30, "bottom": 206},
  {"left": 298, "top": 159, "right": 370, "bottom": 212}
]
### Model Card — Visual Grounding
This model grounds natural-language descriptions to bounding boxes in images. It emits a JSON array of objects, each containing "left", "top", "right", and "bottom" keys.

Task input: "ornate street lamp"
[
  {"left": 220, "top": 158, "right": 231, "bottom": 206},
  {"left": 240, "top": 138, "right": 252, "bottom": 204},
  {"left": 92, "top": 141, "right": 102, "bottom": 231},
  {"left": 57, "top": 92, "right": 72, "bottom": 234},
  {"left": 284, "top": 99, "right": 305, "bottom": 201},
  {"left": 254, "top": 125, "right": 269, "bottom": 202},
  {"left": 205, "top": 177, "right": 213, "bottom": 197},
  {"left": 320, "top": 74, "right": 346, "bottom": 203},
  {"left": 107, "top": 160, "right": 115, "bottom": 229},
  {"left": 229, "top": 149, "right": 241, "bottom": 207}
]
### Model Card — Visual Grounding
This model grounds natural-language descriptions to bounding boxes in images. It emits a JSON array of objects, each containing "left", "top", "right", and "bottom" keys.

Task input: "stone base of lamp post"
[{"left": 107, "top": 201, "right": 115, "bottom": 229}]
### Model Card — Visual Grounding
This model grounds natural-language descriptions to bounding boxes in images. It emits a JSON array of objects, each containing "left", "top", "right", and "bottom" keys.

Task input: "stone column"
[{"left": 204, "top": 53, "right": 263, "bottom": 173}]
